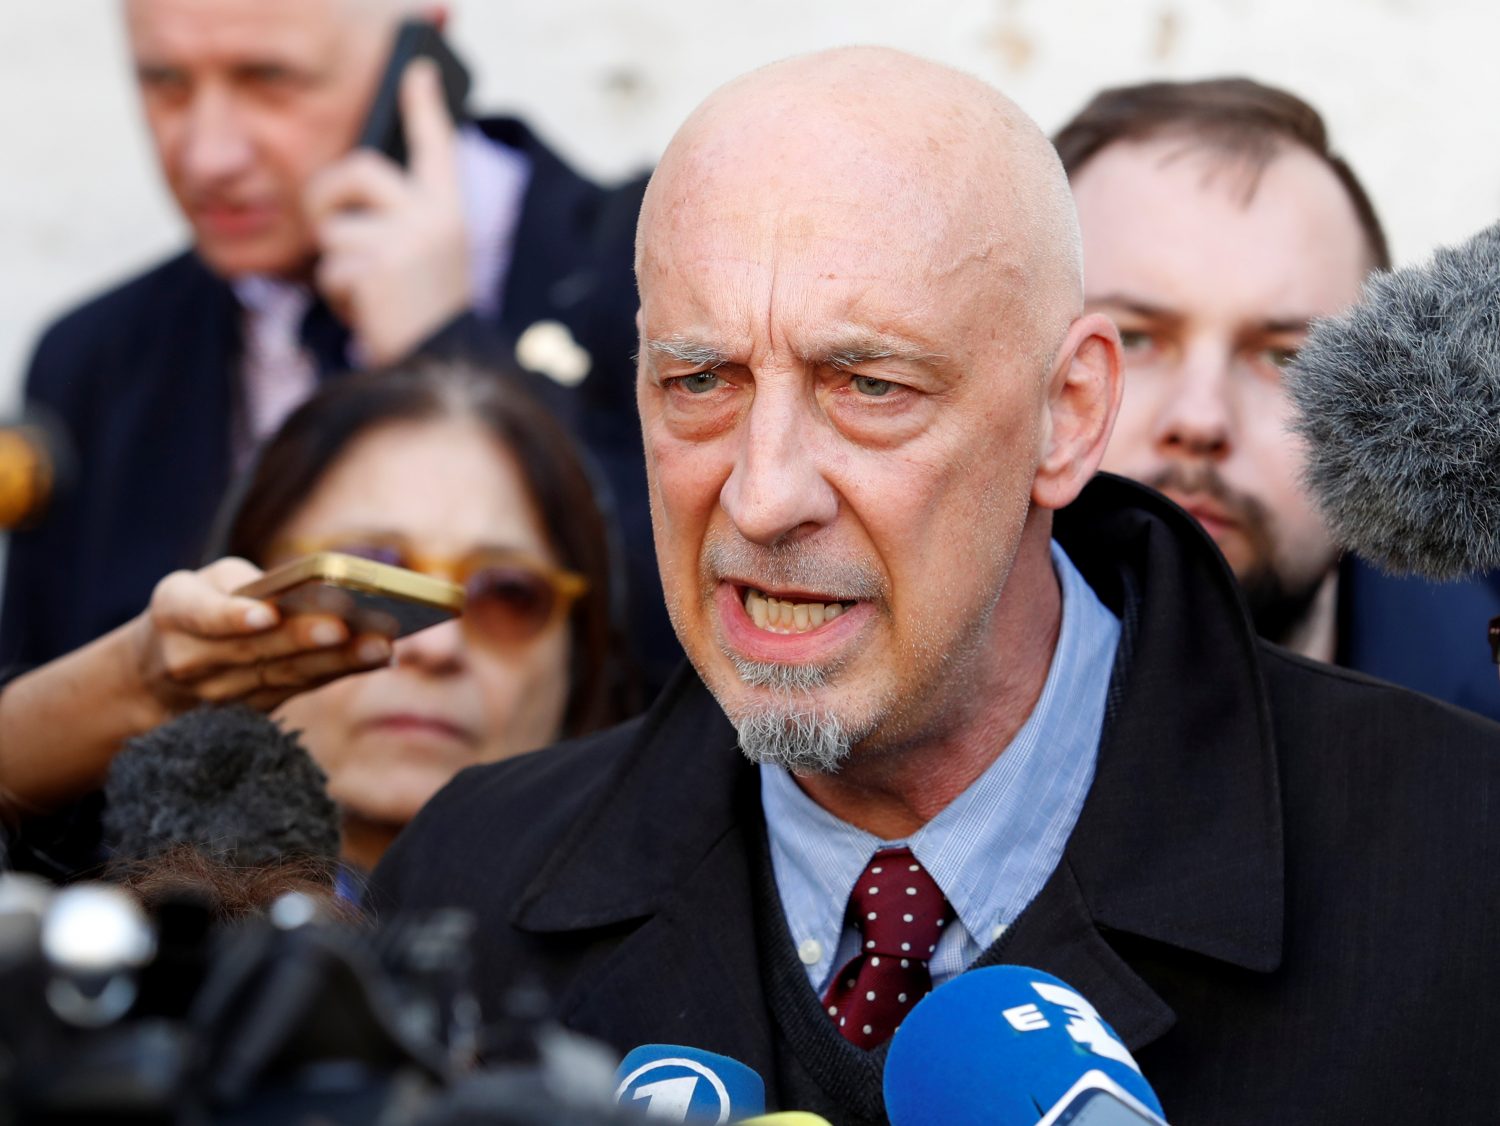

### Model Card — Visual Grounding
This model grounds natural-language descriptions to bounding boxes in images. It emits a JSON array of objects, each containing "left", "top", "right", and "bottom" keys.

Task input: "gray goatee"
[
  {"left": 733, "top": 705, "right": 852, "bottom": 775},
  {"left": 728, "top": 657, "right": 852, "bottom": 773}
]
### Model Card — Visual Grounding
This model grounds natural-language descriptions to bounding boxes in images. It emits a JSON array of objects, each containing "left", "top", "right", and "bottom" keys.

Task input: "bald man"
[
  {"left": 2, "top": 0, "right": 671, "bottom": 707},
  {"left": 373, "top": 49, "right": 1500, "bottom": 1123}
]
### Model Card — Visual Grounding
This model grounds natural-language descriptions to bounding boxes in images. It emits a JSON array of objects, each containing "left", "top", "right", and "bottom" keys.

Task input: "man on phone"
[{"left": 1, "top": 0, "right": 668, "bottom": 691}]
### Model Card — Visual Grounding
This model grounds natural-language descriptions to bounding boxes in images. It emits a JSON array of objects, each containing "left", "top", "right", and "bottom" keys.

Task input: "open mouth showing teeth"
[{"left": 741, "top": 587, "right": 856, "bottom": 634}]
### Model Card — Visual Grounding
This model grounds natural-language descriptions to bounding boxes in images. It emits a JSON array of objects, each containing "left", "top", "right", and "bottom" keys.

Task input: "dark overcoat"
[{"left": 372, "top": 475, "right": 1500, "bottom": 1124}]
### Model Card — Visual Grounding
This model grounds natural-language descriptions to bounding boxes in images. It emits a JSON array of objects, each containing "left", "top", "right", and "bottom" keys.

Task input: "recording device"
[
  {"left": 882, "top": 965, "right": 1166, "bottom": 1125},
  {"left": 358, "top": 19, "right": 472, "bottom": 166},
  {"left": 1288, "top": 220, "right": 1500, "bottom": 578},
  {"left": 1033, "top": 1073, "right": 1165, "bottom": 1126},
  {"left": 611, "top": 1044, "right": 766, "bottom": 1122},
  {"left": 0, "top": 410, "right": 73, "bottom": 531},
  {"left": 236, "top": 552, "right": 463, "bottom": 640},
  {"left": 101, "top": 705, "right": 340, "bottom": 869},
  {"left": 0, "top": 872, "right": 644, "bottom": 1123}
]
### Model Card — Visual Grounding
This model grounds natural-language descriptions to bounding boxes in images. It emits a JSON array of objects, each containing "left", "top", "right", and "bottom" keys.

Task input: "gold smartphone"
[{"left": 235, "top": 552, "right": 464, "bottom": 639}]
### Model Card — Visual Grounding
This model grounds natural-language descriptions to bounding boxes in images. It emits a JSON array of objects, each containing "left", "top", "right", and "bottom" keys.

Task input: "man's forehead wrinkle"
[{"left": 639, "top": 46, "right": 1083, "bottom": 364}]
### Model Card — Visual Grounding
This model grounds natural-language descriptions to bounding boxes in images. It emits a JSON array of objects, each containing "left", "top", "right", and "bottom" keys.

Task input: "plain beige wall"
[{"left": 2, "top": 0, "right": 1498, "bottom": 407}]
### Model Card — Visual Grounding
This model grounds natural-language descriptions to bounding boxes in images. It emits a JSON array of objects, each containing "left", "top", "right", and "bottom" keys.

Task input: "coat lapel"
[
  {"left": 553, "top": 816, "right": 778, "bottom": 1084},
  {"left": 509, "top": 669, "right": 779, "bottom": 1079},
  {"left": 1016, "top": 474, "right": 1287, "bottom": 1051},
  {"left": 979, "top": 857, "right": 1178, "bottom": 1050}
]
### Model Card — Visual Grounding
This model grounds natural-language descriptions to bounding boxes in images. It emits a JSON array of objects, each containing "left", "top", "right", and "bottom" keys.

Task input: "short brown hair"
[{"left": 1053, "top": 77, "right": 1389, "bottom": 270}]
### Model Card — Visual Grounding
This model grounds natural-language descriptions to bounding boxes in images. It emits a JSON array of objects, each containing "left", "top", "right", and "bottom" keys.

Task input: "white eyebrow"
[
  {"left": 647, "top": 337, "right": 729, "bottom": 367},
  {"left": 646, "top": 335, "right": 944, "bottom": 370},
  {"left": 820, "top": 337, "right": 946, "bottom": 369}
]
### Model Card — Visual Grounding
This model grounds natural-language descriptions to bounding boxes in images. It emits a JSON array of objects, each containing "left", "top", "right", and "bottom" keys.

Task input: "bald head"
[
  {"left": 638, "top": 47, "right": 1083, "bottom": 363},
  {"left": 635, "top": 49, "right": 1124, "bottom": 785}
]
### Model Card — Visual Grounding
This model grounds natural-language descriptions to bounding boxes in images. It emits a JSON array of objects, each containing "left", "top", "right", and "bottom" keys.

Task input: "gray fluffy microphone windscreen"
[
  {"left": 102, "top": 705, "right": 340, "bottom": 867},
  {"left": 1288, "top": 221, "right": 1500, "bottom": 579}
]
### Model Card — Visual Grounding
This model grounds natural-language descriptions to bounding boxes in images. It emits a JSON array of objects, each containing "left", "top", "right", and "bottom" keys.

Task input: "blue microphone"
[
  {"left": 612, "top": 1044, "right": 766, "bottom": 1123},
  {"left": 883, "top": 965, "right": 1166, "bottom": 1125}
]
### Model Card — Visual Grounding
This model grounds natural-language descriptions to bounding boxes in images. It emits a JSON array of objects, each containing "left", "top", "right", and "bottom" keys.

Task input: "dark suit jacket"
[
  {"left": 1, "top": 118, "right": 677, "bottom": 690},
  {"left": 370, "top": 474, "right": 1500, "bottom": 1124},
  {"left": 1339, "top": 558, "right": 1500, "bottom": 722}
]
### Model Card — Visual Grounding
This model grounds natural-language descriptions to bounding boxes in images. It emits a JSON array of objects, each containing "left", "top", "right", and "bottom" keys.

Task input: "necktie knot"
[{"left": 848, "top": 846, "right": 952, "bottom": 958}]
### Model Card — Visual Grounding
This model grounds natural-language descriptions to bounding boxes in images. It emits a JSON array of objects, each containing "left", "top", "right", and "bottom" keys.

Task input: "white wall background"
[{"left": 2, "top": 0, "right": 1498, "bottom": 405}]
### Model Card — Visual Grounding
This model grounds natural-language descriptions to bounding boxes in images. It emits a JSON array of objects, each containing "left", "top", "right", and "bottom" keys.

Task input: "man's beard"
[
  {"left": 1237, "top": 563, "right": 1327, "bottom": 649},
  {"left": 1147, "top": 464, "right": 1326, "bottom": 647}
]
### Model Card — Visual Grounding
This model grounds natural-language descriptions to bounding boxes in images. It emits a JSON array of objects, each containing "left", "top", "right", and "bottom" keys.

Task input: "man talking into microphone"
[{"left": 373, "top": 49, "right": 1500, "bottom": 1123}]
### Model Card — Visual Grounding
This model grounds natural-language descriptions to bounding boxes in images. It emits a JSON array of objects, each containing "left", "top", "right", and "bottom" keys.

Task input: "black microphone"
[
  {"left": 101, "top": 705, "right": 340, "bottom": 870},
  {"left": 1287, "top": 220, "right": 1500, "bottom": 578}
]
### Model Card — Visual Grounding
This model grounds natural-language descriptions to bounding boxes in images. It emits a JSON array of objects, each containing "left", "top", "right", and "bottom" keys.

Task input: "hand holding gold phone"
[{"left": 235, "top": 552, "right": 463, "bottom": 640}]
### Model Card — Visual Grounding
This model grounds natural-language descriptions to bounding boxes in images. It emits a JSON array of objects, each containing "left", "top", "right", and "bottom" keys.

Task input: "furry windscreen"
[
  {"left": 102, "top": 705, "right": 340, "bottom": 867},
  {"left": 1287, "top": 221, "right": 1500, "bottom": 578}
]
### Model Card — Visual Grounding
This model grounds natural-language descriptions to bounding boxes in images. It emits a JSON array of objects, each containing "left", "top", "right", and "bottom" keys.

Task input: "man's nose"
[
  {"left": 393, "top": 619, "right": 466, "bottom": 675},
  {"left": 179, "top": 88, "right": 256, "bottom": 185},
  {"left": 1152, "top": 343, "right": 1234, "bottom": 460},
  {"left": 719, "top": 381, "right": 840, "bottom": 545}
]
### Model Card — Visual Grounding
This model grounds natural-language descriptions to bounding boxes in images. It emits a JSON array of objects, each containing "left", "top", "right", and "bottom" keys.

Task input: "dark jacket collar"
[
  {"left": 511, "top": 474, "right": 1284, "bottom": 1053},
  {"left": 475, "top": 116, "right": 648, "bottom": 342},
  {"left": 1056, "top": 474, "right": 1284, "bottom": 974},
  {"left": 510, "top": 659, "right": 748, "bottom": 932}
]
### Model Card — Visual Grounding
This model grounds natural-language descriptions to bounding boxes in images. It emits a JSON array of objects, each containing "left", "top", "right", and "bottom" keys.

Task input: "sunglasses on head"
[{"left": 275, "top": 535, "right": 588, "bottom": 647}]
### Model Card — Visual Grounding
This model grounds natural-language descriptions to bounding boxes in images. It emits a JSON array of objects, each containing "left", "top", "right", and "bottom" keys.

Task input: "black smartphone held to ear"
[{"left": 357, "top": 19, "right": 472, "bottom": 166}]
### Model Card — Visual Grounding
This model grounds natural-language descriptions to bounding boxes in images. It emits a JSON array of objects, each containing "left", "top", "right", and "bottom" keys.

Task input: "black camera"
[{"left": 0, "top": 876, "right": 632, "bottom": 1124}]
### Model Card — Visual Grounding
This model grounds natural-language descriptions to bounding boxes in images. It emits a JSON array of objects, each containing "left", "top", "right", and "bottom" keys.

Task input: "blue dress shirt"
[{"left": 761, "top": 541, "right": 1120, "bottom": 992}]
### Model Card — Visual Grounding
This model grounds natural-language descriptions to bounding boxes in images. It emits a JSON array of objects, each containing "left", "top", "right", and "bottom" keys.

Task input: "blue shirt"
[{"left": 761, "top": 541, "right": 1120, "bottom": 991}]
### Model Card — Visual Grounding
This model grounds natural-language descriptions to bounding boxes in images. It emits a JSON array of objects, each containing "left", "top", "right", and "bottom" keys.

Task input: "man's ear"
[{"left": 1032, "top": 312, "right": 1123, "bottom": 511}]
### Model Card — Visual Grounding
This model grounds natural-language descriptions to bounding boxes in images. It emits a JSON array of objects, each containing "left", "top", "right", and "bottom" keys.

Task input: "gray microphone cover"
[{"left": 1288, "top": 221, "right": 1500, "bottom": 578}]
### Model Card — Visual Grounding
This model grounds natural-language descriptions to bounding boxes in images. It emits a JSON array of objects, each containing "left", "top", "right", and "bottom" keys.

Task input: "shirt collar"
[{"left": 455, "top": 123, "right": 530, "bottom": 318}]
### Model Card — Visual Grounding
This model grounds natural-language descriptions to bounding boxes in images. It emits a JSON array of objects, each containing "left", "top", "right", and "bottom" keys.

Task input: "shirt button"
[
  {"left": 798, "top": 938, "right": 823, "bottom": 965},
  {"left": 991, "top": 924, "right": 1008, "bottom": 942}
]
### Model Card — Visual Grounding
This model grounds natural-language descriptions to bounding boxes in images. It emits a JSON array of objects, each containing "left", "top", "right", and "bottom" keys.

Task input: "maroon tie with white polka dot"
[{"left": 822, "top": 846, "right": 955, "bottom": 1048}]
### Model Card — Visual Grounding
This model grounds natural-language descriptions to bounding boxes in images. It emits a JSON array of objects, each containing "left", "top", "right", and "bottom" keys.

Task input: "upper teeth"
[{"left": 743, "top": 588, "right": 849, "bottom": 633}]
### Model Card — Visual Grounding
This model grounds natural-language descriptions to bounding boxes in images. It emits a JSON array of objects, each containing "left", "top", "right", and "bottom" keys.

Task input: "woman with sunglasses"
[
  {"left": 224, "top": 362, "right": 626, "bottom": 870},
  {"left": 0, "top": 362, "right": 629, "bottom": 875}
]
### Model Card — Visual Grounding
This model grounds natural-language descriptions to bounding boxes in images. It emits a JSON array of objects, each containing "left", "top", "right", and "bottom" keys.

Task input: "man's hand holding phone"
[
  {"left": 304, "top": 58, "right": 470, "bottom": 366},
  {"left": 128, "top": 557, "right": 394, "bottom": 718}
]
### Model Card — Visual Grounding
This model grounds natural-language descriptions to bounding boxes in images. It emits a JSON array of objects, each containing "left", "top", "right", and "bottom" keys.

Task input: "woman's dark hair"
[{"left": 217, "top": 361, "right": 630, "bottom": 736}]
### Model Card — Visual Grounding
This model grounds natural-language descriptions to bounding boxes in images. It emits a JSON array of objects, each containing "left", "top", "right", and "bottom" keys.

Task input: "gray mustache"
[{"left": 702, "top": 535, "right": 887, "bottom": 602}]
